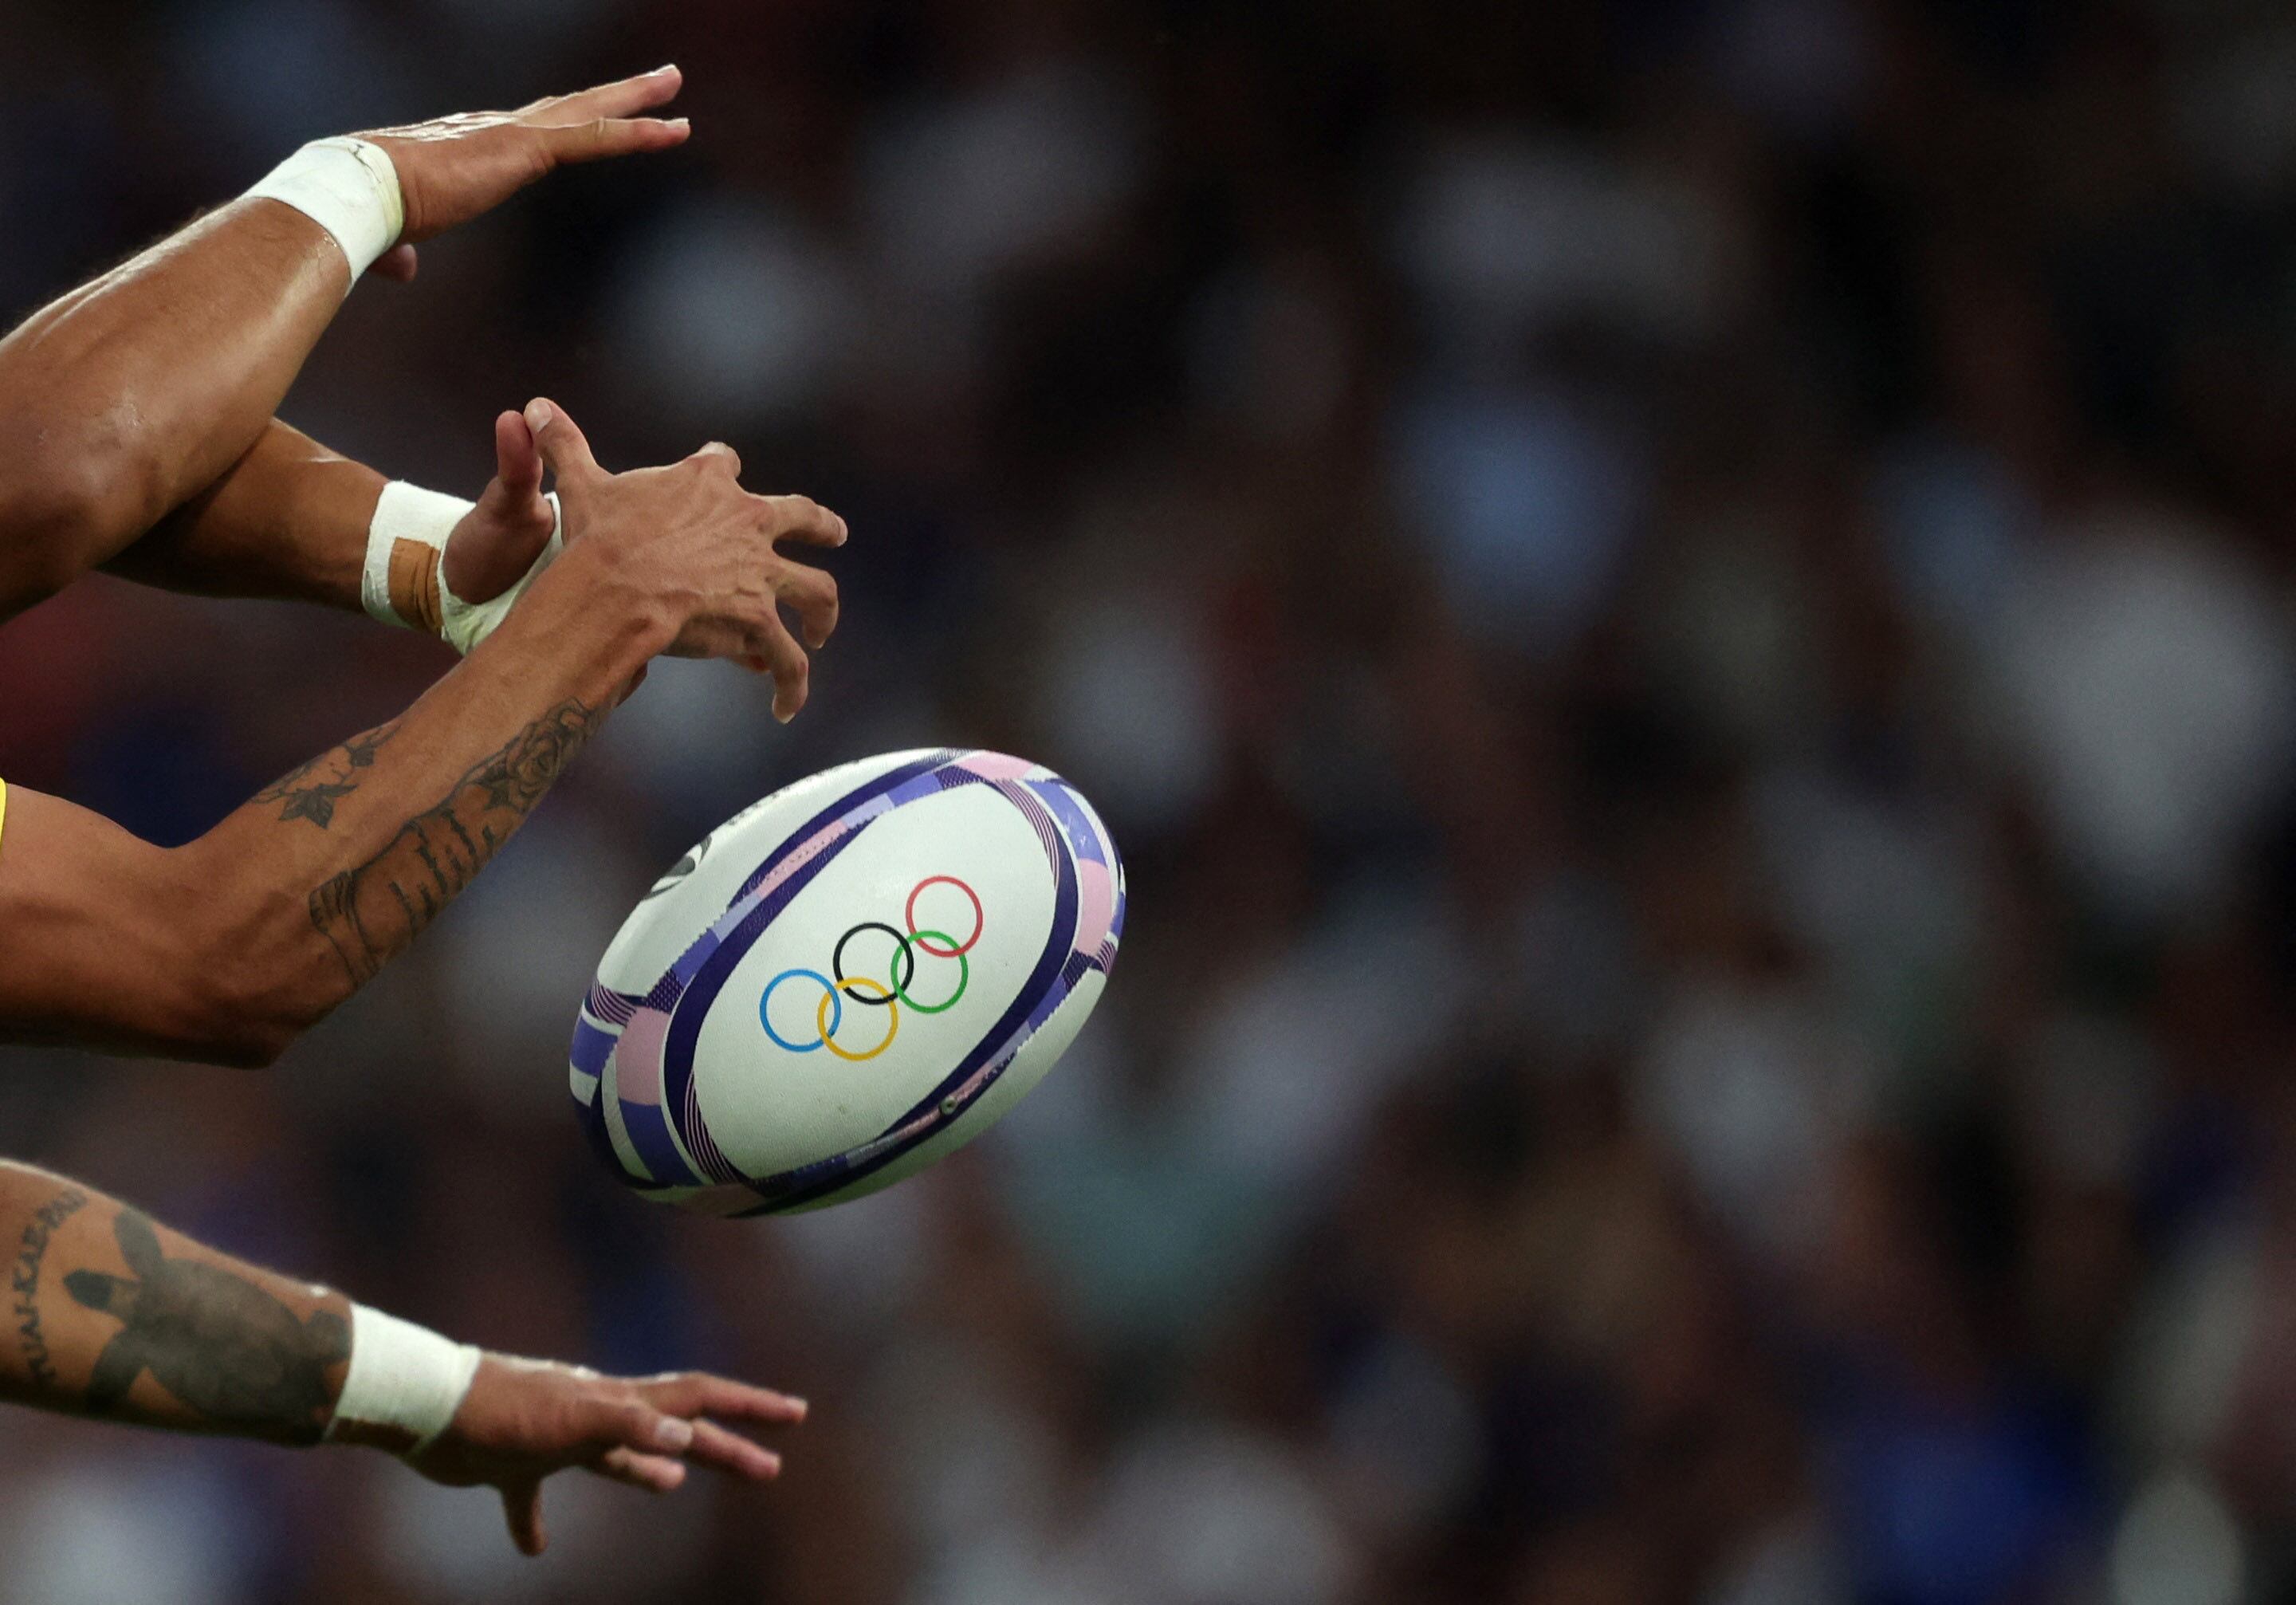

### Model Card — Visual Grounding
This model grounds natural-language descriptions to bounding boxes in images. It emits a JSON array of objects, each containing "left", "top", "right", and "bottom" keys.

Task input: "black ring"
[{"left": 832, "top": 922, "right": 913, "bottom": 1006}]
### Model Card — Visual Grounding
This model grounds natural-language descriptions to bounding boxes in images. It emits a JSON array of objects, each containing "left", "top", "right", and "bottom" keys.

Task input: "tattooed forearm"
[
  {"left": 12, "top": 1188, "right": 88, "bottom": 1387},
  {"left": 256, "top": 721, "right": 400, "bottom": 829},
  {"left": 62, "top": 1208, "right": 348, "bottom": 1442},
  {"left": 308, "top": 698, "right": 603, "bottom": 986}
]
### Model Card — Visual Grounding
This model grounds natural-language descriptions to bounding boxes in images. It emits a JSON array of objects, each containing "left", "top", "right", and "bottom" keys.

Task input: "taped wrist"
[
  {"left": 244, "top": 138, "right": 404, "bottom": 285},
  {"left": 363, "top": 481, "right": 564, "bottom": 654},
  {"left": 324, "top": 1304, "right": 482, "bottom": 1456}
]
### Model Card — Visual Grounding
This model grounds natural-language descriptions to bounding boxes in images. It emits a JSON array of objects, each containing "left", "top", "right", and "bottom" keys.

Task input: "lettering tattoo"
[
  {"left": 257, "top": 721, "right": 400, "bottom": 830},
  {"left": 62, "top": 1209, "right": 348, "bottom": 1441},
  {"left": 12, "top": 1188, "right": 88, "bottom": 1387},
  {"left": 308, "top": 698, "right": 603, "bottom": 987}
]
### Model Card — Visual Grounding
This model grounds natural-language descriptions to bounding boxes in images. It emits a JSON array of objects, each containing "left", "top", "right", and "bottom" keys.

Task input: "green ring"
[{"left": 895, "top": 930, "right": 969, "bottom": 1013}]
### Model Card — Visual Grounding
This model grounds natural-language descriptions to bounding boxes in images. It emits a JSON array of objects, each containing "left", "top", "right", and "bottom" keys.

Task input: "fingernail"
[
  {"left": 775, "top": 706, "right": 794, "bottom": 725},
  {"left": 666, "top": 118, "right": 691, "bottom": 132},
  {"left": 656, "top": 63, "right": 679, "bottom": 75},
  {"left": 655, "top": 1417, "right": 694, "bottom": 1451},
  {"left": 524, "top": 399, "right": 553, "bottom": 432},
  {"left": 791, "top": 1397, "right": 809, "bottom": 1420}
]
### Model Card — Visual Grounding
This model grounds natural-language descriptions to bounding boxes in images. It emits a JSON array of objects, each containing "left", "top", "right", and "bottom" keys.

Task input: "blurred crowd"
[{"left": 6, "top": 0, "right": 2296, "bottom": 1600}]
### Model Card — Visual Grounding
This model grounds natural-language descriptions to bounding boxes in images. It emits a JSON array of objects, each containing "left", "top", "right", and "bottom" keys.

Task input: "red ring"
[{"left": 906, "top": 875, "right": 983, "bottom": 957}]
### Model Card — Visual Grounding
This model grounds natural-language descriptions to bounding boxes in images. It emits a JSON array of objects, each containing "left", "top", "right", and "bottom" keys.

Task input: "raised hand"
[
  {"left": 359, "top": 67, "right": 690, "bottom": 254},
  {"left": 409, "top": 1357, "right": 806, "bottom": 1556},
  {"left": 524, "top": 397, "right": 846, "bottom": 722}
]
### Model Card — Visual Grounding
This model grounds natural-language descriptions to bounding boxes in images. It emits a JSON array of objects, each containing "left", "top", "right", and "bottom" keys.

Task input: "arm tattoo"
[
  {"left": 61, "top": 1209, "right": 348, "bottom": 1442},
  {"left": 12, "top": 1188, "right": 88, "bottom": 1388},
  {"left": 308, "top": 698, "right": 603, "bottom": 987},
  {"left": 256, "top": 721, "right": 400, "bottom": 830}
]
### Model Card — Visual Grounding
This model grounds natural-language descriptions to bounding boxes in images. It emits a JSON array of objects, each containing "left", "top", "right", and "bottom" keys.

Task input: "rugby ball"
[{"left": 571, "top": 749, "right": 1124, "bottom": 1214}]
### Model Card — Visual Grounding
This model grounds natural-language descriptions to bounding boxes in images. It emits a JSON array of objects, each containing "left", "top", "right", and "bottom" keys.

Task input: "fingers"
[
  {"left": 540, "top": 116, "right": 691, "bottom": 167},
  {"left": 684, "top": 1418, "right": 784, "bottom": 1481},
  {"left": 749, "top": 612, "right": 812, "bottom": 724},
  {"left": 637, "top": 1371, "right": 810, "bottom": 1426},
  {"left": 494, "top": 410, "right": 545, "bottom": 502},
  {"left": 546, "top": 65, "right": 683, "bottom": 122},
  {"left": 524, "top": 398, "right": 602, "bottom": 486},
  {"left": 590, "top": 1395, "right": 697, "bottom": 1458},
  {"left": 762, "top": 494, "right": 849, "bottom": 549},
  {"left": 595, "top": 1446, "right": 690, "bottom": 1493},
  {"left": 587, "top": 1380, "right": 788, "bottom": 1482},
  {"left": 501, "top": 1481, "right": 548, "bottom": 1556},
  {"left": 780, "top": 563, "right": 839, "bottom": 649}
]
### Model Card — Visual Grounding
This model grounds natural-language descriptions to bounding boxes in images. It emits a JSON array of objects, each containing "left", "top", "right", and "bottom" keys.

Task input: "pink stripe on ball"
[{"left": 615, "top": 1010, "right": 670, "bottom": 1106}]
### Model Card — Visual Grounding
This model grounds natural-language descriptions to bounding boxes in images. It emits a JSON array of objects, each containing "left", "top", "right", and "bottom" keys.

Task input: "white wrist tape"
[
  {"left": 326, "top": 1304, "right": 482, "bottom": 1455},
  {"left": 245, "top": 138, "right": 405, "bottom": 285},
  {"left": 363, "top": 481, "right": 564, "bottom": 654}
]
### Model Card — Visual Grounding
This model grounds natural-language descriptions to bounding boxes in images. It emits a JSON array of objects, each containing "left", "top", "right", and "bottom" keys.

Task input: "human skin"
[
  {"left": 0, "top": 66, "right": 690, "bottom": 619},
  {"left": 0, "top": 1159, "right": 805, "bottom": 1555}
]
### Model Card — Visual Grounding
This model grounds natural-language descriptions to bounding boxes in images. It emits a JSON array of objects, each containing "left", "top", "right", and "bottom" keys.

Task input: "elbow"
[
  {"left": 164, "top": 869, "right": 351, "bottom": 1070},
  {"left": 0, "top": 414, "right": 165, "bottom": 588},
  {"left": 177, "top": 970, "right": 328, "bottom": 1072},
  {"left": 204, "top": 929, "right": 349, "bottom": 1072},
  {"left": 189, "top": 968, "right": 339, "bottom": 1072}
]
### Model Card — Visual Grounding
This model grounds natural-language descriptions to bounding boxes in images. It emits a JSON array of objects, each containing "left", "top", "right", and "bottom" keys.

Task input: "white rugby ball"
[{"left": 571, "top": 749, "right": 1124, "bottom": 1214}]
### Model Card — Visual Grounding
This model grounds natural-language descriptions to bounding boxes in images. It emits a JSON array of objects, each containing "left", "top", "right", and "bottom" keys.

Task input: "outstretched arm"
[
  {"left": 0, "top": 563, "right": 646, "bottom": 1063},
  {"left": 0, "top": 403, "right": 843, "bottom": 1064},
  {"left": 0, "top": 68, "right": 688, "bottom": 619},
  {"left": 104, "top": 419, "right": 392, "bottom": 608},
  {"left": 105, "top": 414, "right": 558, "bottom": 620},
  {"left": 0, "top": 1159, "right": 802, "bottom": 1555}
]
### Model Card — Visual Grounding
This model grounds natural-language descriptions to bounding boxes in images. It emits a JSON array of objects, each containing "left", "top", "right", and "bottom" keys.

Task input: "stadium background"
[{"left": 6, "top": 0, "right": 2296, "bottom": 1600}]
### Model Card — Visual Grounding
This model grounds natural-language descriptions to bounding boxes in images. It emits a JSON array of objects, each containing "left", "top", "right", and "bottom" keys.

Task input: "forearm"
[
  {"left": 0, "top": 546, "right": 665, "bottom": 1063},
  {"left": 199, "top": 550, "right": 666, "bottom": 1039},
  {"left": 104, "top": 413, "right": 561, "bottom": 639},
  {"left": 0, "top": 70, "right": 694, "bottom": 622},
  {"left": 0, "top": 1152, "right": 804, "bottom": 1555},
  {"left": 0, "top": 201, "right": 356, "bottom": 612},
  {"left": 104, "top": 419, "right": 381, "bottom": 608},
  {"left": 0, "top": 401, "right": 842, "bottom": 1066},
  {"left": 0, "top": 1161, "right": 351, "bottom": 1442}
]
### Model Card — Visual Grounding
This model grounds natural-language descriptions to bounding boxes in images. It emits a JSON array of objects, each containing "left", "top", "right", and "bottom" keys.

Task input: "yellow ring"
[{"left": 818, "top": 975, "right": 898, "bottom": 1060}]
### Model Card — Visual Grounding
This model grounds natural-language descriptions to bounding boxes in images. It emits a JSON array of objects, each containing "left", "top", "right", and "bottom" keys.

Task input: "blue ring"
[{"left": 759, "top": 969, "right": 839, "bottom": 1052}]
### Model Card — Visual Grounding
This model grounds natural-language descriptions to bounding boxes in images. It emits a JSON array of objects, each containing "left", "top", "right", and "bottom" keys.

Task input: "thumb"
[
  {"left": 596, "top": 1398, "right": 694, "bottom": 1457},
  {"left": 523, "top": 398, "right": 601, "bottom": 485},
  {"left": 440, "top": 411, "right": 556, "bottom": 604},
  {"left": 501, "top": 1480, "right": 548, "bottom": 1556},
  {"left": 494, "top": 408, "right": 543, "bottom": 502}
]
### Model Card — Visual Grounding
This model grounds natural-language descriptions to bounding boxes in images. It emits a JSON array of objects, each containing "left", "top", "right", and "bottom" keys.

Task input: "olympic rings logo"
[{"left": 757, "top": 876, "right": 985, "bottom": 1061}]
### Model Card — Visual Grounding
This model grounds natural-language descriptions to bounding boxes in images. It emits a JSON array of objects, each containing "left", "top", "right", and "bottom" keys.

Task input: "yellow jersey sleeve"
[{"left": 0, "top": 776, "right": 9, "bottom": 859}]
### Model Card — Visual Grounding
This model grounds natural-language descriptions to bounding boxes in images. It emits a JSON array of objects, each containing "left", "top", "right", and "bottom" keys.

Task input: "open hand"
[
  {"left": 524, "top": 397, "right": 846, "bottom": 722},
  {"left": 357, "top": 66, "right": 690, "bottom": 279},
  {"left": 408, "top": 1356, "right": 806, "bottom": 1556}
]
